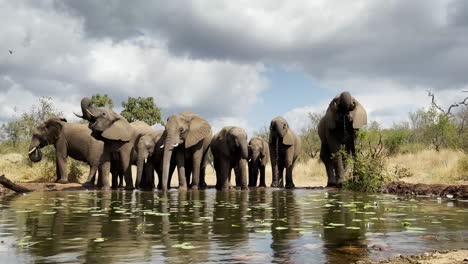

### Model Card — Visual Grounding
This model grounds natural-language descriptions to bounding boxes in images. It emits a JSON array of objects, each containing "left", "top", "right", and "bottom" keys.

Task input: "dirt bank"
[
  {"left": 357, "top": 249, "right": 468, "bottom": 264},
  {"left": 385, "top": 181, "right": 468, "bottom": 199}
]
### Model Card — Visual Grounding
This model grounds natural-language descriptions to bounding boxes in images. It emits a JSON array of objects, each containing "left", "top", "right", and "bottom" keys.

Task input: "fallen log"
[{"left": 0, "top": 174, "right": 33, "bottom": 193}]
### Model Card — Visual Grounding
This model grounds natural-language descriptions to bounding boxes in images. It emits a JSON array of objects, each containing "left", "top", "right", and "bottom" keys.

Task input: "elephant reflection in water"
[
  {"left": 212, "top": 191, "right": 250, "bottom": 247},
  {"left": 321, "top": 192, "right": 369, "bottom": 263},
  {"left": 269, "top": 190, "right": 303, "bottom": 263},
  {"left": 145, "top": 191, "right": 211, "bottom": 263}
]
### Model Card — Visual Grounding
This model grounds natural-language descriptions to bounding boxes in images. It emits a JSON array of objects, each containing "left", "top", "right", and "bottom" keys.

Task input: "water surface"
[{"left": 0, "top": 189, "right": 467, "bottom": 263}]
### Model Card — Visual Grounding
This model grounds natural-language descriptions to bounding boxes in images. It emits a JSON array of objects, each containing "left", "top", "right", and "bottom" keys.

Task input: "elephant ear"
[
  {"left": 186, "top": 117, "right": 211, "bottom": 148},
  {"left": 326, "top": 96, "right": 339, "bottom": 129},
  {"left": 102, "top": 115, "right": 133, "bottom": 142},
  {"left": 282, "top": 130, "right": 295, "bottom": 146},
  {"left": 45, "top": 119, "right": 64, "bottom": 143},
  {"left": 351, "top": 100, "right": 367, "bottom": 129}
]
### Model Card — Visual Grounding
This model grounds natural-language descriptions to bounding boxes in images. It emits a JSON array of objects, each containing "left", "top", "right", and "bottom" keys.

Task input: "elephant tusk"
[
  {"left": 73, "top": 112, "right": 83, "bottom": 118},
  {"left": 144, "top": 158, "right": 147, "bottom": 163},
  {"left": 248, "top": 158, "right": 251, "bottom": 162},
  {"left": 172, "top": 143, "right": 179, "bottom": 147},
  {"left": 28, "top": 147, "right": 37, "bottom": 155},
  {"left": 160, "top": 145, "right": 164, "bottom": 149},
  {"left": 86, "top": 109, "right": 95, "bottom": 118}
]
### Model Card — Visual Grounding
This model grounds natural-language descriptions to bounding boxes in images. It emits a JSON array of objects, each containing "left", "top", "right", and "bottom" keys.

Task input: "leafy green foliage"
[
  {"left": 1, "top": 97, "right": 62, "bottom": 149},
  {"left": 90, "top": 94, "right": 114, "bottom": 108},
  {"left": 121, "top": 97, "right": 163, "bottom": 125},
  {"left": 343, "top": 129, "right": 393, "bottom": 193}
]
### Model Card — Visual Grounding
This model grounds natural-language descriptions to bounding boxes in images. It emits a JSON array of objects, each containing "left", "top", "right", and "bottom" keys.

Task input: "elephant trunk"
[
  {"left": 77, "top": 97, "right": 94, "bottom": 121},
  {"left": 241, "top": 140, "right": 249, "bottom": 160},
  {"left": 28, "top": 145, "right": 43, "bottom": 162},
  {"left": 135, "top": 152, "right": 148, "bottom": 189},
  {"left": 162, "top": 136, "right": 177, "bottom": 192}
]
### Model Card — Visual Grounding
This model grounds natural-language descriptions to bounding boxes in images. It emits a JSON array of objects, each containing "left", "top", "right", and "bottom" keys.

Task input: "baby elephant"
[
  {"left": 211, "top": 126, "right": 249, "bottom": 190},
  {"left": 248, "top": 137, "right": 269, "bottom": 188}
]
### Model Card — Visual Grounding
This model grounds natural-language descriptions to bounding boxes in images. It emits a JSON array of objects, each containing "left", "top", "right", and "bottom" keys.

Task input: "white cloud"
[{"left": 0, "top": 0, "right": 268, "bottom": 124}]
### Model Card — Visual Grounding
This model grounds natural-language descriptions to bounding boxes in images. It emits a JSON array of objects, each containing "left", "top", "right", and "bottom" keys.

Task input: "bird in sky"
[{"left": 8, "top": 50, "right": 13, "bottom": 54}]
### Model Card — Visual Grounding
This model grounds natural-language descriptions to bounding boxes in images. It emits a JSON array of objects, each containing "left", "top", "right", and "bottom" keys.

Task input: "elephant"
[
  {"left": 211, "top": 126, "right": 249, "bottom": 190},
  {"left": 135, "top": 130, "right": 178, "bottom": 190},
  {"left": 76, "top": 97, "right": 154, "bottom": 190},
  {"left": 269, "top": 117, "right": 301, "bottom": 189},
  {"left": 161, "top": 112, "right": 212, "bottom": 191},
  {"left": 28, "top": 117, "right": 108, "bottom": 184},
  {"left": 318, "top": 91, "right": 367, "bottom": 187},
  {"left": 248, "top": 136, "right": 269, "bottom": 188}
]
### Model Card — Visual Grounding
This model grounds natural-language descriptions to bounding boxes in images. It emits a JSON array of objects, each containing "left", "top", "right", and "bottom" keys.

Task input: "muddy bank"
[
  {"left": 385, "top": 181, "right": 468, "bottom": 199},
  {"left": 357, "top": 249, "right": 468, "bottom": 264}
]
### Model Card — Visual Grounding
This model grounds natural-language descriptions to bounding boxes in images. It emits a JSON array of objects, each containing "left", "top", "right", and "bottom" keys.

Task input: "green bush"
[{"left": 342, "top": 149, "right": 393, "bottom": 193}]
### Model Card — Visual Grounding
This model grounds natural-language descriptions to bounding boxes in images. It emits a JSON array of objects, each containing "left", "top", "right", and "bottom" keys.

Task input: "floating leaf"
[
  {"left": 255, "top": 229, "right": 271, "bottom": 233},
  {"left": 275, "top": 227, "right": 288, "bottom": 230},
  {"left": 41, "top": 211, "right": 56, "bottom": 215},
  {"left": 172, "top": 242, "right": 197, "bottom": 249},
  {"left": 346, "top": 226, "right": 361, "bottom": 230},
  {"left": 94, "top": 238, "right": 105, "bottom": 242},
  {"left": 111, "top": 219, "right": 129, "bottom": 222}
]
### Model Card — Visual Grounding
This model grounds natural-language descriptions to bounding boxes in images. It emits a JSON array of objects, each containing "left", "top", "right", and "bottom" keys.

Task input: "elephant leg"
[
  {"left": 334, "top": 153, "right": 345, "bottom": 188},
  {"left": 176, "top": 151, "right": 188, "bottom": 191},
  {"left": 110, "top": 158, "right": 118, "bottom": 189},
  {"left": 278, "top": 165, "right": 285, "bottom": 188},
  {"left": 270, "top": 146, "right": 279, "bottom": 187},
  {"left": 120, "top": 154, "right": 133, "bottom": 190},
  {"left": 321, "top": 143, "right": 336, "bottom": 187},
  {"left": 199, "top": 149, "right": 209, "bottom": 189},
  {"left": 237, "top": 159, "right": 248, "bottom": 190},
  {"left": 99, "top": 161, "right": 111, "bottom": 190},
  {"left": 82, "top": 166, "right": 98, "bottom": 188},
  {"left": 285, "top": 164, "right": 295, "bottom": 189},
  {"left": 216, "top": 160, "right": 231, "bottom": 190},
  {"left": 259, "top": 165, "right": 266, "bottom": 188},
  {"left": 249, "top": 163, "right": 259, "bottom": 187},
  {"left": 96, "top": 170, "right": 103, "bottom": 188},
  {"left": 190, "top": 150, "right": 203, "bottom": 190},
  {"left": 55, "top": 154, "right": 68, "bottom": 184}
]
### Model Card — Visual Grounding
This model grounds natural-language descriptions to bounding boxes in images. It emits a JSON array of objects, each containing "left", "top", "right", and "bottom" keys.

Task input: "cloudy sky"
[{"left": 1, "top": 0, "right": 467, "bottom": 134}]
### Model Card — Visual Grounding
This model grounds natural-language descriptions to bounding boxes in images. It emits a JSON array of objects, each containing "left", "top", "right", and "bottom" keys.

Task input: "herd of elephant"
[{"left": 27, "top": 91, "right": 367, "bottom": 191}]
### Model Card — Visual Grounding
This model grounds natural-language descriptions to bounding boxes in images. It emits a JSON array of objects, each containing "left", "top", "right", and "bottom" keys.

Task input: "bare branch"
[{"left": 427, "top": 90, "right": 468, "bottom": 116}]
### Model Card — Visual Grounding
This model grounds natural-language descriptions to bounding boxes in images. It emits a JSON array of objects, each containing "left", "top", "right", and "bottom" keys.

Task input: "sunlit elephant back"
[
  {"left": 161, "top": 112, "right": 212, "bottom": 191},
  {"left": 318, "top": 91, "right": 367, "bottom": 187}
]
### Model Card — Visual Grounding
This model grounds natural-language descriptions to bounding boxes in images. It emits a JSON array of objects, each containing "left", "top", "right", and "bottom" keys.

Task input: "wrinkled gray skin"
[
  {"left": 211, "top": 127, "right": 249, "bottom": 190},
  {"left": 76, "top": 97, "right": 154, "bottom": 190},
  {"left": 248, "top": 136, "right": 269, "bottom": 188},
  {"left": 135, "top": 130, "right": 177, "bottom": 190},
  {"left": 318, "top": 91, "right": 367, "bottom": 187},
  {"left": 161, "top": 112, "right": 212, "bottom": 191},
  {"left": 269, "top": 117, "right": 301, "bottom": 189},
  {"left": 28, "top": 117, "right": 109, "bottom": 184}
]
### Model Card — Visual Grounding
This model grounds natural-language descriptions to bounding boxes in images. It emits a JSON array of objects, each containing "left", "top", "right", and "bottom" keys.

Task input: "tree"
[
  {"left": 90, "top": 94, "right": 114, "bottom": 108},
  {"left": 300, "top": 112, "right": 322, "bottom": 159},
  {"left": 120, "top": 97, "right": 163, "bottom": 126},
  {"left": 1, "top": 97, "right": 61, "bottom": 150}
]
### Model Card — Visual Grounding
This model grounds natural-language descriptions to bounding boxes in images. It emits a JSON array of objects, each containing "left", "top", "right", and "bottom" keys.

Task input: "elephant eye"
[{"left": 179, "top": 127, "right": 184, "bottom": 133}]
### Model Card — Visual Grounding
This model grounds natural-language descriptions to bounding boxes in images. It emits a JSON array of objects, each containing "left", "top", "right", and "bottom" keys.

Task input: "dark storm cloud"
[{"left": 53, "top": 0, "right": 468, "bottom": 90}]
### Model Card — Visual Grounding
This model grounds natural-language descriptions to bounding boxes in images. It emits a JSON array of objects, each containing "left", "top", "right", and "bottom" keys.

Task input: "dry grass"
[
  {"left": 387, "top": 149, "right": 468, "bottom": 185},
  {"left": 0, "top": 149, "right": 466, "bottom": 187}
]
